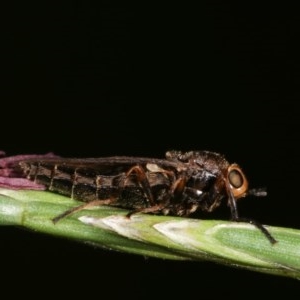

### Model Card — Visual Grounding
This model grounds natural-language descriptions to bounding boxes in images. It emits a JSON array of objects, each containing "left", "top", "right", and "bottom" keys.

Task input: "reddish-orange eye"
[
  {"left": 229, "top": 169, "right": 243, "bottom": 188},
  {"left": 227, "top": 164, "right": 248, "bottom": 199}
]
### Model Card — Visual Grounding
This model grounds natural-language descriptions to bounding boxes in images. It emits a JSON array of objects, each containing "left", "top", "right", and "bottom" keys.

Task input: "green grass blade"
[{"left": 1, "top": 188, "right": 300, "bottom": 279}]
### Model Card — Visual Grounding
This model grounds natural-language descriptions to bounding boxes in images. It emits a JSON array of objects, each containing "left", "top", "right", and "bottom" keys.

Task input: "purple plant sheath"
[{"left": 0, "top": 152, "right": 59, "bottom": 190}]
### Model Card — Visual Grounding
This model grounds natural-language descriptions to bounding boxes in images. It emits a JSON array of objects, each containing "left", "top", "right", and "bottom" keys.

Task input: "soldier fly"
[{"left": 12, "top": 150, "right": 276, "bottom": 244}]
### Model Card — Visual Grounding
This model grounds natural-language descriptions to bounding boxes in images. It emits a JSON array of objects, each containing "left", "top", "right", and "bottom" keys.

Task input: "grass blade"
[{"left": 1, "top": 188, "right": 300, "bottom": 279}]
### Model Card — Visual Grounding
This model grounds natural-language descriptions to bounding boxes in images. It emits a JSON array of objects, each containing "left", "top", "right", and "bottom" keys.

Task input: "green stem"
[{"left": 1, "top": 188, "right": 300, "bottom": 279}]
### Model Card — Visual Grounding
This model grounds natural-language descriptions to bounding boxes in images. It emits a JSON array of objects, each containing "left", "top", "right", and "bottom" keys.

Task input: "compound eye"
[
  {"left": 227, "top": 164, "right": 248, "bottom": 199},
  {"left": 228, "top": 169, "right": 243, "bottom": 188}
]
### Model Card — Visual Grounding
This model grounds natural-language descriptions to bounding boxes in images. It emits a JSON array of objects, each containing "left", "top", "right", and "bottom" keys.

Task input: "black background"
[{"left": 2, "top": 2, "right": 300, "bottom": 296}]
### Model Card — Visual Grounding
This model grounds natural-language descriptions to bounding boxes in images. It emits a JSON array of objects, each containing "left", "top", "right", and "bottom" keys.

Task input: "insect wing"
[{"left": 18, "top": 156, "right": 183, "bottom": 203}]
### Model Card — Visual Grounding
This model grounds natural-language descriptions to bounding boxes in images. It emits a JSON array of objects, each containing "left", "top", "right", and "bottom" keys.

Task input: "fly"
[{"left": 15, "top": 150, "right": 276, "bottom": 244}]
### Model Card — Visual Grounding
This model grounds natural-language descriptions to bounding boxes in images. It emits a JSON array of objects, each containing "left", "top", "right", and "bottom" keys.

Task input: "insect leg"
[
  {"left": 52, "top": 199, "right": 113, "bottom": 224},
  {"left": 126, "top": 165, "right": 155, "bottom": 206},
  {"left": 226, "top": 186, "right": 277, "bottom": 244},
  {"left": 226, "top": 187, "right": 239, "bottom": 220},
  {"left": 170, "top": 176, "right": 187, "bottom": 198},
  {"left": 126, "top": 204, "right": 164, "bottom": 218},
  {"left": 234, "top": 217, "right": 277, "bottom": 244},
  {"left": 128, "top": 176, "right": 188, "bottom": 218}
]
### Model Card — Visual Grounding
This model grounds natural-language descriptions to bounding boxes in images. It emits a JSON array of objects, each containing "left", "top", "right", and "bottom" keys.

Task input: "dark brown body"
[{"left": 18, "top": 151, "right": 246, "bottom": 217}]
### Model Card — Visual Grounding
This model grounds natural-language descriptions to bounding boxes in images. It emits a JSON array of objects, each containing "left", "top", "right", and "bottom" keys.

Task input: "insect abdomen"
[{"left": 19, "top": 161, "right": 169, "bottom": 209}]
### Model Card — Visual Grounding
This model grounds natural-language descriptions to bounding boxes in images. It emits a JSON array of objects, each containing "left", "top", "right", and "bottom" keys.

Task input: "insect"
[{"left": 16, "top": 150, "right": 276, "bottom": 244}]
